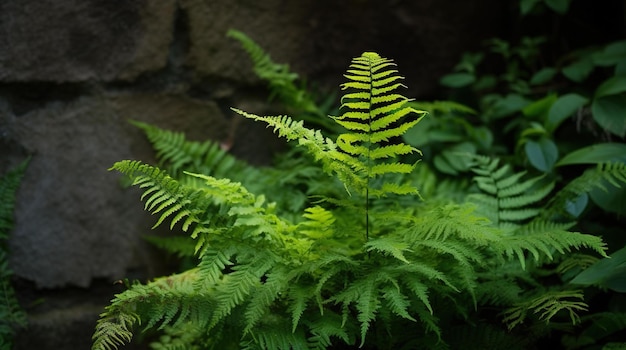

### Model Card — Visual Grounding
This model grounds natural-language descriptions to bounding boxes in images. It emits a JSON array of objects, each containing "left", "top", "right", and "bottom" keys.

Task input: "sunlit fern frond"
[
  {"left": 109, "top": 160, "right": 299, "bottom": 256},
  {"left": 233, "top": 52, "right": 426, "bottom": 199}
]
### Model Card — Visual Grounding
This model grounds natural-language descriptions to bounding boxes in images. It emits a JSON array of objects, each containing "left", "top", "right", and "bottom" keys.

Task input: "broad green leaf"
[
  {"left": 565, "top": 193, "right": 588, "bottom": 218},
  {"left": 520, "top": 0, "right": 541, "bottom": 15},
  {"left": 525, "top": 138, "right": 558, "bottom": 172},
  {"left": 562, "top": 56, "right": 594, "bottom": 82},
  {"left": 557, "top": 143, "right": 626, "bottom": 166},
  {"left": 591, "top": 94, "right": 626, "bottom": 137},
  {"left": 440, "top": 73, "right": 475, "bottom": 88},
  {"left": 530, "top": 67, "right": 558, "bottom": 85},
  {"left": 474, "top": 75, "right": 497, "bottom": 90},
  {"left": 616, "top": 59, "right": 626, "bottom": 75},
  {"left": 546, "top": 93, "right": 589, "bottom": 132},
  {"left": 433, "top": 155, "right": 459, "bottom": 175},
  {"left": 592, "top": 40, "right": 626, "bottom": 67},
  {"left": 590, "top": 182, "right": 626, "bottom": 216},
  {"left": 488, "top": 93, "right": 532, "bottom": 119},
  {"left": 434, "top": 142, "right": 476, "bottom": 175},
  {"left": 470, "top": 126, "right": 493, "bottom": 150},
  {"left": 595, "top": 75, "right": 626, "bottom": 98},
  {"left": 522, "top": 93, "right": 557, "bottom": 119},
  {"left": 402, "top": 115, "right": 433, "bottom": 147},
  {"left": 519, "top": 122, "right": 547, "bottom": 142},
  {"left": 544, "top": 0, "right": 570, "bottom": 14},
  {"left": 570, "top": 245, "right": 626, "bottom": 292}
]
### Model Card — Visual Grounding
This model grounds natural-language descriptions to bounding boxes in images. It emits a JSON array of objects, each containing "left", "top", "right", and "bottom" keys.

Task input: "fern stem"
[{"left": 366, "top": 186, "right": 370, "bottom": 242}]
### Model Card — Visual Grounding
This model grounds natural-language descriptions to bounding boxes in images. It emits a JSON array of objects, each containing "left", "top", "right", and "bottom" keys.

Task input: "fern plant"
[
  {"left": 464, "top": 156, "right": 626, "bottom": 342},
  {"left": 93, "top": 52, "right": 611, "bottom": 350}
]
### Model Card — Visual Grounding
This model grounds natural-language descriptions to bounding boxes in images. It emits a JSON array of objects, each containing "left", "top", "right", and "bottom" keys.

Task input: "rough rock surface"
[
  {"left": 0, "top": 0, "right": 176, "bottom": 82},
  {"left": 0, "top": 0, "right": 507, "bottom": 348},
  {"left": 7, "top": 94, "right": 229, "bottom": 288}
]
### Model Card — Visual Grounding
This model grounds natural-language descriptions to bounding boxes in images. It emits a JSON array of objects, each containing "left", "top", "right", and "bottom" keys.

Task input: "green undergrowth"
[{"left": 91, "top": 30, "right": 626, "bottom": 349}]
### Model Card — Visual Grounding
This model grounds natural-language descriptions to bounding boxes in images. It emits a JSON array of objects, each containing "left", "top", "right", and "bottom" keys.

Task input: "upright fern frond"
[
  {"left": 233, "top": 52, "right": 426, "bottom": 199},
  {"left": 233, "top": 52, "right": 426, "bottom": 243},
  {"left": 333, "top": 52, "right": 427, "bottom": 198}
]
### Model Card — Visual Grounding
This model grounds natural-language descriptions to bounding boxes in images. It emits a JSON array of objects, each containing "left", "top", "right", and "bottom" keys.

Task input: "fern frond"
[
  {"left": 110, "top": 161, "right": 299, "bottom": 257},
  {"left": 0, "top": 159, "right": 29, "bottom": 237},
  {"left": 149, "top": 323, "right": 203, "bottom": 350},
  {"left": 92, "top": 270, "right": 208, "bottom": 350},
  {"left": 227, "top": 29, "right": 321, "bottom": 117},
  {"left": 234, "top": 52, "right": 426, "bottom": 201},
  {"left": 499, "top": 222, "right": 608, "bottom": 269},
  {"left": 468, "top": 156, "right": 555, "bottom": 227},
  {"left": 502, "top": 290, "right": 588, "bottom": 330},
  {"left": 408, "top": 203, "right": 500, "bottom": 246},
  {"left": 380, "top": 284, "right": 417, "bottom": 322},
  {"left": 210, "top": 251, "right": 279, "bottom": 328},
  {"left": 130, "top": 120, "right": 258, "bottom": 183},
  {"left": 195, "top": 247, "right": 236, "bottom": 288},
  {"left": 287, "top": 284, "right": 315, "bottom": 333},
  {"left": 305, "top": 312, "right": 353, "bottom": 349},
  {"left": 242, "top": 318, "right": 309, "bottom": 350},
  {"left": 243, "top": 269, "right": 290, "bottom": 334},
  {"left": 364, "top": 236, "right": 411, "bottom": 263}
]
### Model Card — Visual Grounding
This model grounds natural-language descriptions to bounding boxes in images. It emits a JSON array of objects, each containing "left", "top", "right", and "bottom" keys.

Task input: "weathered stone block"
[
  {"left": 0, "top": 0, "right": 177, "bottom": 82},
  {"left": 180, "top": 0, "right": 506, "bottom": 97},
  {"left": 6, "top": 93, "right": 228, "bottom": 288}
]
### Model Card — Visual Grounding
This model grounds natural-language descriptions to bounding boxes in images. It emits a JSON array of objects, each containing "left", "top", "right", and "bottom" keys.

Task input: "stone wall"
[{"left": 0, "top": 1, "right": 506, "bottom": 348}]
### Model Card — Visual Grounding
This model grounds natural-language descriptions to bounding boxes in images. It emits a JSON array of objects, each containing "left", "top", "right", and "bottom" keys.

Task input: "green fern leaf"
[
  {"left": 503, "top": 290, "right": 588, "bottom": 330},
  {"left": 364, "top": 236, "right": 411, "bottom": 263},
  {"left": 381, "top": 285, "right": 416, "bottom": 322},
  {"left": 92, "top": 270, "right": 207, "bottom": 350},
  {"left": 499, "top": 222, "right": 608, "bottom": 269},
  {"left": 227, "top": 29, "right": 322, "bottom": 119},
  {"left": 468, "top": 156, "right": 555, "bottom": 227}
]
